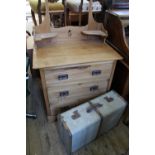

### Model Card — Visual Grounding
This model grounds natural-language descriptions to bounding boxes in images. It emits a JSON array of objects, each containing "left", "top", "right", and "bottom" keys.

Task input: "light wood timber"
[
  {"left": 45, "top": 72, "right": 111, "bottom": 87},
  {"left": 44, "top": 61, "right": 113, "bottom": 86},
  {"left": 81, "top": 0, "right": 108, "bottom": 38},
  {"left": 34, "top": 32, "right": 57, "bottom": 41},
  {"left": 40, "top": 69, "right": 51, "bottom": 115},
  {"left": 81, "top": 30, "right": 108, "bottom": 38},
  {"left": 33, "top": 0, "right": 57, "bottom": 47},
  {"left": 47, "top": 80, "right": 108, "bottom": 101},
  {"left": 32, "top": 0, "right": 122, "bottom": 121},
  {"left": 33, "top": 0, "right": 108, "bottom": 48},
  {"left": 49, "top": 91, "right": 108, "bottom": 114},
  {"left": 34, "top": 0, "right": 51, "bottom": 34},
  {"left": 33, "top": 42, "right": 122, "bottom": 69},
  {"left": 107, "top": 61, "right": 117, "bottom": 90}
]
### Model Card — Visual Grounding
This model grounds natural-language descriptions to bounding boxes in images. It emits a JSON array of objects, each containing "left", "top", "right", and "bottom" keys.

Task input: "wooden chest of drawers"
[
  {"left": 45, "top": 61, "right": 114, "bottom": 115},
  {"left": 33, "top": 38, "right": 122, "bottom": 121}
]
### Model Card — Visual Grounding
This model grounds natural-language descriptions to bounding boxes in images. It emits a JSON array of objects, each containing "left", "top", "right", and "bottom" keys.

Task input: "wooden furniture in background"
[
  {"left": 66, "top": 0, "right": 102, "bottom": 26},
  {"left": 104, "top": 9, "right": 129, "bottom": 124},
  {"left": 29, "top": 0, "right": 67, "bottom": 26},
  {"left": 104, "top": 9, "right": 129, "bottom": 99}
]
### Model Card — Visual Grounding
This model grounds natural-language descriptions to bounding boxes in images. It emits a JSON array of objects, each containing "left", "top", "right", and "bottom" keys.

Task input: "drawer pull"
[
  {"left": 59, "top": 91, "right": 69, "bottom": 97},
  {"left": 58, "top": 74, "right": 68, "bottom": 80},
  {"left": 90, "top": 85, "right": 98, "bottom": 91},
  {"left": 92, "top": 70, "right": 101, "bottom": 76}
]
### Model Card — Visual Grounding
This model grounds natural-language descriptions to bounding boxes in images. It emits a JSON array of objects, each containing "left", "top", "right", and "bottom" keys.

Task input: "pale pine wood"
[
  {"left": 45, "top": 72, "right": 111, "bottom": 87},
  {"left": 81, "top": 30, "right": 108, "bottom": 38},
  {"left": 33, "top": 42, "right": 122, "bottom": 119},
  {"left": 48, "top": 88, "right": 108, "bottom": 118},
  {"left": 49, "top": 90, "right": 107, "bottom": 109},
  {"left": 107, "top": 61, "right": 117, "bottom": 90},
  {"left": 32, "top": 0, "right": 122, "bottom": 121},
  {"left": 33, "top": 0, "right": 58, "bottom": 45},
  {"left": 47, "top": 79, "right": 108, "bottom": 100},
  {"left": 46, "top": 78, "right": 109, "bottom": 88},
  {"left": 34, "top": 26, "right": 95, "bottom": 46},
  {"left": 34, "top": 32, "right": 57, "bottom": 41},
  {"left": 87, "top": 0, "right": 102, "bottom": 30},
  {"left": 33, "top": 42, "right": 122, "bottom": 69},
  {"left": 34, "top": 0, "right": 51, "bottom": 34},
  {"left": 44, "top": 61, "right": 113, "bottom": 86},
  {"left": 81, "top": 0, "right": 108, "bottom": 37},
  {"left": 34, "top": 26, "right": 84, "bottom": 48},
  {"left": 40, "top": 69, "right": 51, "bottom": 115},
  {"left": 33, "top": 0, "right": 108, "bottom": 47}
]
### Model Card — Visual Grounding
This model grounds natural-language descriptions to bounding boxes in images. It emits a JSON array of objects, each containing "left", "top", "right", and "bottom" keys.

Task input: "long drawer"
[
  {"left": 44, "top": 61, "right": 113, "bottom": 86},
  {"left": 50, "top": 92, "right": 106, "bottom": 115},
  {"left": 48, "top": 80, "right": 108, "bottom": 107}
]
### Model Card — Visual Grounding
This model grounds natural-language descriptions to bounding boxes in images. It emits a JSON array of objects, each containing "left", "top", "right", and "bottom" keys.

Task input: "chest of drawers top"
[{"left": 33, "top": 40, "right": 122, "bottom": 69}]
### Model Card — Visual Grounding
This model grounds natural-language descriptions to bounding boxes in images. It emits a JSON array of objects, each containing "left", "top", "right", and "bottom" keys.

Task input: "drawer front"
[
  {"left": 50, "top": 90, "right": 107, "bottom": 114},
  {"left": 48, "top": 80, "right": 108, "bottom": 107},
  {"left": 44, "top": 61, "right": 113, "bottom": 87}
]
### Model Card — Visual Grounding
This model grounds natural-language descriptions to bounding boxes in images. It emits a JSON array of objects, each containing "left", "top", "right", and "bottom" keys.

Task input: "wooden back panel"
[
  {"left": 34, "top": 25, "right": 107, "bottom": 48},
  {"left": 34, "top": 0, "right": 107, "bottom": 40}
]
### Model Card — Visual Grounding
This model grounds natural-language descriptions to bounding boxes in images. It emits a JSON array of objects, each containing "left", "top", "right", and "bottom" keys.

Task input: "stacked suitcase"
[{"left": 57, "top": 90, "right": 127, "bottom": 154}]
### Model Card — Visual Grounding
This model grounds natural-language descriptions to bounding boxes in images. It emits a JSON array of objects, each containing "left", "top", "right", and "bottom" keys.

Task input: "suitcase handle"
[
  {"left": 59, "top": 91, "right": 69, "bottom": 97},
  {"left": 58, "top": 74, "right": 68, "bottom": 80},
  {"left": 71, "top": 110, "right": 81, "bottom": 120},
  {"left": 86, "top": 103, "right": 103, "bottom": 113},
  {"left": 92, "top": 70, "right": 101, "bottom": 76}
]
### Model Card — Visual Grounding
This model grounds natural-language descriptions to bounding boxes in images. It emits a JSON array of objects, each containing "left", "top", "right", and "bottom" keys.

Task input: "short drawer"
[
  {"left": 50, "top": 90, "right": 107, "bottom": 112},
  {"left": 48, "top": 80, "right": 108, "bottom": 106},
  {"left": 44, "top": 61, "right": 113, "bottom": 87}
]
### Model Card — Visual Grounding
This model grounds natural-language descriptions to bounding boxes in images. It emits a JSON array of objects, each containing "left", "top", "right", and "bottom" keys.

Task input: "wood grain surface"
[{"left": 33, "top": 42, "right": 122, "bottom": 69}]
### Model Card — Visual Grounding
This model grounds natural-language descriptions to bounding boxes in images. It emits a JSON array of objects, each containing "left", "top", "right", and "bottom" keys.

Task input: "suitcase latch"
[{"left": 86, "top": 103, "right": 103, "bottom": 113}]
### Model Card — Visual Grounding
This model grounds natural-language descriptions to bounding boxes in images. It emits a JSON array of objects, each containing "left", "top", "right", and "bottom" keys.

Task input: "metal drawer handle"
[
  {"left": 92, "top": 70, "right": 101, "bottom": 76},
  {"left": 90, "top": 85, "right": 98, "bottom": 91},
  {"left": 59, "top": 91, "right": 69, "bottom": 97},
  {"left": 58, "top": 74, "right": 68, "bottom": 80}
]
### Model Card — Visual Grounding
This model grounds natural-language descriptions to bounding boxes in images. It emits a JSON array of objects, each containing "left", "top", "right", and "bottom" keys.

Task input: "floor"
[{"left": 26, "top": 77, "right": 129, "bottom": 155}]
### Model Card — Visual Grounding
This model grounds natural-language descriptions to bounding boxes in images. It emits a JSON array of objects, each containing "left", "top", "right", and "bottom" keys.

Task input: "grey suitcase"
[
  {"left": 57, "top": 102, "right": 101, "bottom": 154},
  {"left": 90, "top": 90, "right": 127, "bottom": 135}
]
